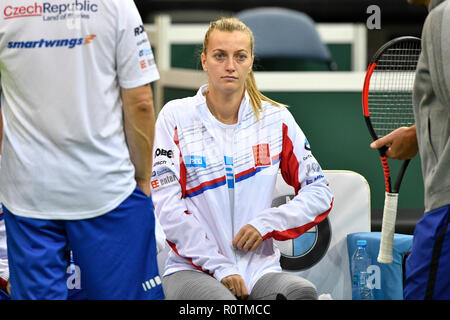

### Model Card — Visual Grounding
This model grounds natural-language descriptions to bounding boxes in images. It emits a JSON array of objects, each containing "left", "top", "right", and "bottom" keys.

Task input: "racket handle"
[{"left": 377, "top": 192, "right": 398, "bottom": 264}]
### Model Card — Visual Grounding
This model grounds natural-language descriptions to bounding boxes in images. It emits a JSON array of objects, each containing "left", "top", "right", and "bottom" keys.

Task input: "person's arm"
[
  {"left": 244, "top": 108, "right": 334, "bottom": 246},
  {"left": 115, "top": 0, "right": 160, "bottom": 197},
  {"left": 121, "top": 84, "right": 155, "bottom": 196},
  {"left": 369, "top": 125, "right": 418, "bottom": 160}
]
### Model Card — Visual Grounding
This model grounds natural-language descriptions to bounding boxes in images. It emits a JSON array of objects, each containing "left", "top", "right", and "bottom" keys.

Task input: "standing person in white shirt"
[
  {"left": 0, "top": 0, "right": 164, "bottom": 299},
  {"left": 152, "top": 17, "right": 333, "bottom": 300}
]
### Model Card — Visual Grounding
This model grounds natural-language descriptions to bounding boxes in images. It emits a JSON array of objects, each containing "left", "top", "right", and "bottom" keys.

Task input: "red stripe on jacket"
[
  {"left": 262, "top": 202, "right": 333, "bottom": 241},
  {"left": 235, "top": 166, "right": 256, "bottom": 180},
  {"left": 280, "top": 123, "right": 301, "bottom": 194}
]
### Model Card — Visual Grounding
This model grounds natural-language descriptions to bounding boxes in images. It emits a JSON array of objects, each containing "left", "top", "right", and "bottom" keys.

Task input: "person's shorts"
[
  {"left": 404, "top": 204, "right": 450, "bottom": 300},
  {"left": 4, "top": 187, "right": 164, "bottom": 300}
]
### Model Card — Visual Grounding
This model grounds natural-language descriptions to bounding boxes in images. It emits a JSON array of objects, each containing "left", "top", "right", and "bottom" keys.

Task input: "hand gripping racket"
[{"left": 362, "top": 36, "right": 421, "bottom": 264}]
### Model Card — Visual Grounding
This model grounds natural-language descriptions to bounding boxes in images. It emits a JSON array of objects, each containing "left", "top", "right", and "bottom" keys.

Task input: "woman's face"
[{"left": 201, "top": 30, "right": 254, "bottom": 96}]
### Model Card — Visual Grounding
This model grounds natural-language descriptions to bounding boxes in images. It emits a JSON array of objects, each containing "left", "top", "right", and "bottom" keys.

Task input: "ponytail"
[{"left": 245, "top": 70, "right": 284, "bottom": 120}]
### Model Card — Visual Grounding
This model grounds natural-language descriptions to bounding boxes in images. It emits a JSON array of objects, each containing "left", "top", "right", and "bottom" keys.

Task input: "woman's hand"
[
  {"left": 232, "top": 224, "right": 263, "bottom": 252},
  {"left": 221, "top": 274, "right": 248, "bottom": 299}
]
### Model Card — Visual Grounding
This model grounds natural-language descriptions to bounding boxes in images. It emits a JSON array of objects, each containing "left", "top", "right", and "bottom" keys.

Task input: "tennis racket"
[{"left": 362, "top": 36, "right": 421, "bottom": 264}]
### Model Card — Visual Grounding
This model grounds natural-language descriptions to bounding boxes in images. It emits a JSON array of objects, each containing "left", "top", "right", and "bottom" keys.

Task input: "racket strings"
[{"left": 368, "top": 40, "right": 421, "bottom": 138}]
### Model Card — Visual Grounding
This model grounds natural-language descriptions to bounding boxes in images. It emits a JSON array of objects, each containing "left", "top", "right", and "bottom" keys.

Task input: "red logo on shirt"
[
  {"left": 84, "top": 34, "right": 96, "bottom": 44},
  {"left": 140, "top": 60, "right": 148, "bottom": 69},
  {"left": 151, "top": 180, "right": 160, "bottom": 189},
  {"left": 252, "top": 144, "right": 271, "bottom": 167}
]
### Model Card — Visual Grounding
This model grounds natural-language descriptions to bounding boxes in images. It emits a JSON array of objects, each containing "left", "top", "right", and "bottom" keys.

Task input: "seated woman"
[{"left": 151, "top": 17, "right": 334, "bottom": 300}]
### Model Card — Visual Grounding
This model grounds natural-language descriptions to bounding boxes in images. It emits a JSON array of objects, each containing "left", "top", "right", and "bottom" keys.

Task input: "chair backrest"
[
  {"left": 272, "top": 170, "right": 371, "bottom": 299},
  {"left": 235, "top": 7, "right": 336, "bottom": 70}
]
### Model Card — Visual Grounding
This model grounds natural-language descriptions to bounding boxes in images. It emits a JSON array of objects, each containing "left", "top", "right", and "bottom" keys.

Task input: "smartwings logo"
[
  {"left": 8, "top": 34, "right": 96, "bottom": 49},
  {"left": 3, "top": 1, "right": 98, "bottom": 20}
]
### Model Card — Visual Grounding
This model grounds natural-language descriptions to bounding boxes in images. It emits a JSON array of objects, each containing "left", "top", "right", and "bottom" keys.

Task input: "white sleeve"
[
  {"left": 151, "top": 106, "right": 240, "bottom": 282},
  {"left": 116, "top": 0, "right": 159, "bottom": 89},
  {"left": 249, "top": 108, "right": 334, "bottom": 240}
]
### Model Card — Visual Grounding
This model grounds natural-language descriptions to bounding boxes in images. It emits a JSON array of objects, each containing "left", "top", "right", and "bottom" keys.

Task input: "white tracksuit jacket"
[{"left": 151, "top": 85, "right": 334, "bottom": 292}]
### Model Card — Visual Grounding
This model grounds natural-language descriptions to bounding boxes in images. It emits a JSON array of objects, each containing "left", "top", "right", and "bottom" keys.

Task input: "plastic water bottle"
[{"left": 351, "top": 240, "right": 374, "bottom": 300}]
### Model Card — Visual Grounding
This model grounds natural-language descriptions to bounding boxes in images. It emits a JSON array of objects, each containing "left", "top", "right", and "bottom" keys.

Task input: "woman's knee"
[{"left": 163, "top": 270, "right": 236, "bottom": 300}]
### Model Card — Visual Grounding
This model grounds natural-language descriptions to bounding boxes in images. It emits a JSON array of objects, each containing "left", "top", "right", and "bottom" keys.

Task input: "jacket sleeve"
[
  {"left": 249, "top": 108, "right": 334, "bottom": 240},
  {"left": 151, "top": 106, "right": 240, "bottom": 282}
]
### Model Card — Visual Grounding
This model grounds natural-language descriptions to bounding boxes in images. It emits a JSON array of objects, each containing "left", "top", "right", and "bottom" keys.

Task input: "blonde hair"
[{"left": 202, "top": 17, "right": 283, "bottom": 120}]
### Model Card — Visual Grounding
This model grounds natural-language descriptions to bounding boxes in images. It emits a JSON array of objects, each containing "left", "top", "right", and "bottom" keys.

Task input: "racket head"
[
  {"left": 362, "top": 36, "right": 421, "bottom": 193},
  {"left": 362, "top": 36, "right": 421, "bottom": 141}
]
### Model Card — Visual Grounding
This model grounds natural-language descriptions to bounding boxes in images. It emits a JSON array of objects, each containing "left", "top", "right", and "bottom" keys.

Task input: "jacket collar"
[{"left": 194, "top": 84, "right": 251, "bottom": 126}]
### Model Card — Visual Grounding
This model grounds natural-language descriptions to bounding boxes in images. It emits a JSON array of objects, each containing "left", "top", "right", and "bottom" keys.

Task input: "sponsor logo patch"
[
  {"left": 184, "top": 155, "right": 206, "bottom": 168},
  {"left": 154, "top": 148, "right": 173, "bottom": 159},
  {"left": 252, "top": 143, "right": 271, "bottom": 167},
  {"left": 7, "top": 34, "right": 96, "bottom": 49},
  {"left": 305, "top": 139, "right": 311, "bottom": 151}
]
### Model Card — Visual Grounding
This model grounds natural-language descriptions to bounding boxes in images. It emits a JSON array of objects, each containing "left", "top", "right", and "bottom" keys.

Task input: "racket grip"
[{"left": 377, "top": 192, "right": 398, "bottom": 264}]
